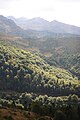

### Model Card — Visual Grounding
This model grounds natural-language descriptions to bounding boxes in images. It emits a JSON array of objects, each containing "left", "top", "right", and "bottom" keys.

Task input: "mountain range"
[
  {"left": 7, "top": 16, "right": 80, "bottom": 35},
  {"left": 0, "top": 15, "right": 80, "bottom": 36}
]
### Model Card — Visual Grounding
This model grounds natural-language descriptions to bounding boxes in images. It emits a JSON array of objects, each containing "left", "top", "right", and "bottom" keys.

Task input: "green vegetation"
[
  {"left": 0, "top": 33, "right": 79, "bottom": 79},
  {"left": 0, "top": 42, "right": 80, "bottom": 95},
  {"left": 0, "top": 92, "right": 80, "bottom": 120},
  {"left": 0, "top": 33, "right": 80, "bottom": 120},
  {"left": 28, "top": 35, "right": 80, "bottom": 79},
  {"left": 0, "top": 16, "right": 80, "bottom": 120}
]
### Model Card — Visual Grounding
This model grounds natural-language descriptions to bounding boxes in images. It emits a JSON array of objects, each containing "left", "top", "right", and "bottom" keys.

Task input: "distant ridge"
[
  {"left": 0, "top": 15, "right": 31, "bottom": 38},
  {"left": 7, "top": 16, "right": 28, "bottom": 27},
  {"left": 0, "top": 15, "right": 80, "bottom": 35},
  {"left": 7, "top": 16, "right": 80, "bottom": 35},
  {"left": 0, "top": 15, "right": 24, "bottom": 36}
]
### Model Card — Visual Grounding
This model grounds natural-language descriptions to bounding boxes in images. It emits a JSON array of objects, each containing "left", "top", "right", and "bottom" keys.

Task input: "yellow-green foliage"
[{"left": 0, "top": 43, "right": 80, "bottom": 95}]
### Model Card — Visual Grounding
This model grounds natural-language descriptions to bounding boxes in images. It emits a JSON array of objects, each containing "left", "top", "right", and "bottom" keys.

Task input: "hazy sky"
[{"left": 0, "top": 0, "right": 80, "bottom": 26}]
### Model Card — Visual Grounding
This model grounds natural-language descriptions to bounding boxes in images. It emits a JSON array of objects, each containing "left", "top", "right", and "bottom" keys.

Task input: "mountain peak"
[
  {"left": 28, "top": 17, "right": 49, "bottom": 24},
  {"left": 0, "top": 15, "right": 9, "bottom": 20},
  {"left": 17, "top": 17, "right": 28, "bottom": 20},
  {"left": 51, "top": 20, "right": 59, "bottom": 22},
  {"left": 50, "top": 20, "right": 63, "bottom": 24},
  {"left": 7, "top": 16, "right": 16, "bottom": 20}
]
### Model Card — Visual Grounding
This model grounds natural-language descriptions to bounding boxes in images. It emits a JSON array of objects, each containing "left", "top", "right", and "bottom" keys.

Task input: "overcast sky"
[{"left": 0, "top": 0, "right": 80, "bottom": 26}]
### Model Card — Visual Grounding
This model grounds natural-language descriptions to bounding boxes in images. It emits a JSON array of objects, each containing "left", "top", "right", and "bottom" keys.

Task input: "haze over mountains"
[
  {"left": 7, "top": 15, "right": 80, "bottom": 35},
  {"left": 0, "top": 15, "right": 80, "bottom": 37}
]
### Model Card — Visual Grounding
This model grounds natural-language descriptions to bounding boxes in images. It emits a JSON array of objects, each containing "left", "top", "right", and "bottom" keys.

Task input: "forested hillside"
[
  {"left": 0, "top": 15, "right": 80, "bottom": 120},
  {"left": 0, "top": 41, "right": 80, "bottom": 96},
  {"left": 19, "top": 34, "right": 80, "bottom": 79},
  {"left": 0, "top": 29, "right": 80, "bottom": 80}
]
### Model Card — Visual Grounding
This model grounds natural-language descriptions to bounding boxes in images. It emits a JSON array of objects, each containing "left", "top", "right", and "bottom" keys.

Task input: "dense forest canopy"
[{"left": 0, "top": 41, "right": 80, "bottom": 96}]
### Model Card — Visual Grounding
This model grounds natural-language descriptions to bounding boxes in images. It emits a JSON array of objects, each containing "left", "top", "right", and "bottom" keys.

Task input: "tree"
[
  {"left": 31, "top": 102, "right": 42, "bottom": 115},
  {"left": 54, "top": 110, "right": 66, "bottom": 120}
]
